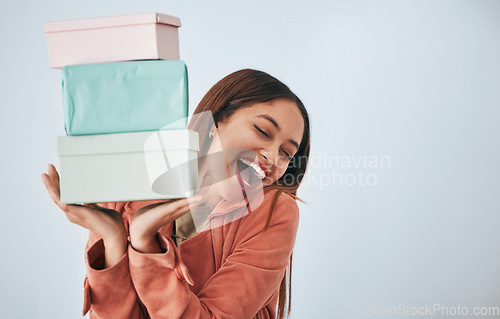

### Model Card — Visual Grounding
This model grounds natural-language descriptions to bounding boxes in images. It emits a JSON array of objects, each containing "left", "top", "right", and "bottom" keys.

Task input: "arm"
[
  {"left": 83, "top": 238, "right": 145, "bottom": 318},
  {"left": 128, "top": 194, "right": 299, "bottom": 318},
  {"left": 82, "top": 202, "right": 144, "bottom": 318},
  {"left": 41, "top": 165, "right": 142, "bottom": 318}
]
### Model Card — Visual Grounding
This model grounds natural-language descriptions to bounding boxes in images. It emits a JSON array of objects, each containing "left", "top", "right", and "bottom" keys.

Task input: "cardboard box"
[
  {"left": 58, "top": 129, "right": 199, "bottom": 204},
  {"left": 44, "top": 13, "right": 181, "bottom": 68},
  {"left": 62, "top": 60, "right": 189, "bottom": 135}
]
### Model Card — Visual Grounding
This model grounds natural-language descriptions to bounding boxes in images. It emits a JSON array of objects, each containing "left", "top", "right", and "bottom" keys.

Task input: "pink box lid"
[{"left": 44, "top": 12, "right": 181, "bottom": 33}]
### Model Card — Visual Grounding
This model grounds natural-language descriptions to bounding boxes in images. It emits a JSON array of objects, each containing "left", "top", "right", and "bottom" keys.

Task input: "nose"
[{"left": 261, "top": 149, "right": 278, "bottom": 167}]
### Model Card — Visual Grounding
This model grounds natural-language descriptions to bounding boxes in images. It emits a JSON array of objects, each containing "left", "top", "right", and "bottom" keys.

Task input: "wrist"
[
  {"left": 102, "top": 226, "right": 127, "bottom": 247},
  {"left": 100, "top": 236, "right": 128, "bottom": 269},
  {"left": 129, "top": 219, "right": 157, "bottom": 242},
  {"left": 130, "top": 232, "right": 162, "bottom": 254}
]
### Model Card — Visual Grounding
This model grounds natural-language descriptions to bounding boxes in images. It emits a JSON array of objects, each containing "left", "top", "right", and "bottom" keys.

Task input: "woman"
[{"left": 42, "top": 69, "right": 311, "bottom": 319}]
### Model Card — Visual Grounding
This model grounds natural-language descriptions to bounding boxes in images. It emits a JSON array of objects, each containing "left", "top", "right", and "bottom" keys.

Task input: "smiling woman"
[
  {"left": 42, "top": 69, "right": 311, "bottom": 319},
  {"left": 182, "top": 69, "right": 311, "bottom": 318},
  {"left": 192, "top": 69, "right": 311, "bottom": 200},
  {"left": 197, "top": 99, "right": 305, "bottom": 206}
]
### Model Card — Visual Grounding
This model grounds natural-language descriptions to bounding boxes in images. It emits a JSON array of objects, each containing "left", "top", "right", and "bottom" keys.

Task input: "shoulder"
[
  {"left": 261, "top": 188, "right": 299, "bottom": 219},
  {"left": 243, "top": 188, "right": 300, "bottom": 233},
  {"left": 231, "top": 189, "right": 300, "bottom": 260}
]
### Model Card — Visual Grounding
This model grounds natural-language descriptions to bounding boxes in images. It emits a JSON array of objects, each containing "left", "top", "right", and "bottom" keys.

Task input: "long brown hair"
[{"left": 188, "top": 69, "right": 311, "bottom": 319}]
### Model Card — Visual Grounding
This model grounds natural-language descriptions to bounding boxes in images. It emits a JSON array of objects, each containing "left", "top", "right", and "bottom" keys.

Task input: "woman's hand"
[
  {"left": 129, "top": 196, "right": 202, "bottom": 253},
  {"left": 129, "top": 176, "right": 211, "bottom": 253},
  {"left": 41, "top": 164, "right": 127, "bottom": 268}
]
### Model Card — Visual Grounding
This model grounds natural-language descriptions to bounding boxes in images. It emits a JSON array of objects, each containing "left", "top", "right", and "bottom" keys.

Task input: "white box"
[{"left": 57, "top": 130, "right": 199, "bottom": 204}]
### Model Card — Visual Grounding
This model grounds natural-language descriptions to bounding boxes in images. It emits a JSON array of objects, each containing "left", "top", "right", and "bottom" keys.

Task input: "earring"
[{"left": 209, "top": 131, "right": 214, "bottom": 138}]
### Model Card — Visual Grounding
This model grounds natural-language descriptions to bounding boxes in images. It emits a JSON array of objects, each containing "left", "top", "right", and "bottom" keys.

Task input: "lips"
[
  {"left": 257, "top": 160, "right": 270, "bottom": 178},
  {"left": 236, "top": 158, "right": 266, "bottom": 191}
]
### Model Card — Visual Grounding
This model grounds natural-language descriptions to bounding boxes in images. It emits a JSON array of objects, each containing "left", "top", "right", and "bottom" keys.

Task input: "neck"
[{"left": 197, "top": 158, "right": 223, "bottom": 207}]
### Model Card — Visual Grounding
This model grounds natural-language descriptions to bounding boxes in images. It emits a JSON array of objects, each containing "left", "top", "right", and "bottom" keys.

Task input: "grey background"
[{"left": 1, "top": 0, "right": 499, "bottom": 318}]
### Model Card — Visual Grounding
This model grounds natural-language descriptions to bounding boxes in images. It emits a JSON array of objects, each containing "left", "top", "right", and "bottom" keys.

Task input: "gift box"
[
  {"left": 57, "top": 129, "right": 199, "bottom": 204},
  {"left": 62, "top": 60, "right": 189, "bottom": 135},
  {"left": 44, "top": 13, "right": 181, "bottom": 68}
]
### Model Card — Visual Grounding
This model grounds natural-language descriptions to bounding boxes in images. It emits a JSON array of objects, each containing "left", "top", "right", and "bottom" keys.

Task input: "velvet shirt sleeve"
[
  {"left": 128, "top": 194, "right": 300, "bottom": 319},
  {"left": 82, "top": 202, "right": 145, "bottom": 318},
  {"left": 83, "top": 238, "right": 144, "bottom": 318}
]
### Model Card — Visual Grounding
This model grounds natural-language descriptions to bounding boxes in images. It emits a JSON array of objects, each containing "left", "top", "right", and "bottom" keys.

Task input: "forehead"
[{"left": 235, "top": 99, "right": 304, "bottom": 142}]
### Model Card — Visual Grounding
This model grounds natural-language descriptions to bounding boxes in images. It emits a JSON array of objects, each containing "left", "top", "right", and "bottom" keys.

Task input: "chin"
[
  {"left": 203, "top": 148, "right": 271, "bottom": 208},
  {"left": 215, "top": 157, "right": 266, "bottom": 210}
]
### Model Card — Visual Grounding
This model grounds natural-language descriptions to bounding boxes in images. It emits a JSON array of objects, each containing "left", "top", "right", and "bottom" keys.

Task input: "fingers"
[
  {"left": 150, "top": 197, "right": 201, "bottom": 225},
  {"left": 186, "top": 195, "right": 203, "bottom": 207},
  {"left": 170, "top": 197, "right": 196, "bottom": 212},
  {"left": 170, "top": 202, "right": 193, "bottom": 220},
  {"left": 41, "top": 173, "right": 63, "bottom": 209},
  {"left": 172, "top": 195, "right": 204, "bottom": 210},
  {"left": 47, "top": 164, "right": 61, "bottom": 195},
  {"left": 84, "top": 203, "right": 99, "bottom": 209},
  {"left": 41, "top": 173, "right": 57, "bottom": 200},
  {"left": 42, "top": 166, "right": 69, "bottom": 212}
]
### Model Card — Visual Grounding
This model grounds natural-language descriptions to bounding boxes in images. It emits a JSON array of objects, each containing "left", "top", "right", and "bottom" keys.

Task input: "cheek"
[
  {"left": 269, "top": 164, "right": 289, "bottom": 183},
  {"left": 218, "top": 124, "right": 245, "bottom": 145},
  {"left": 218, "top": 124, "right": 258, "bottom": 151}
]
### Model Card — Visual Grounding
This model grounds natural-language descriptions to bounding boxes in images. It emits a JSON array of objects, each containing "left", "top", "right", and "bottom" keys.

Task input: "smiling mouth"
[{"left": 236, "top": 158, "right": 265, "bottom": 190}]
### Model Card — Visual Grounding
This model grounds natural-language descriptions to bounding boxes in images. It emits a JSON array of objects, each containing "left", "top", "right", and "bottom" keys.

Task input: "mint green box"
[{"left": 62, "top": 60, "right": 188, "bottom": 136}]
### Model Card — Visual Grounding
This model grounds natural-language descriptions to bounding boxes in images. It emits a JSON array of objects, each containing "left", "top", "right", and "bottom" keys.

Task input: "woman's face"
[{"left": 203, "top": 98, "right": 304, "bottom": 204}]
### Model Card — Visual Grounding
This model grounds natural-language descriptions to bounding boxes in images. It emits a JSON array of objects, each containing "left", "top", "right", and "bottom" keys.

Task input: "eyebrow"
[{"left": 256, "top": 114, "right": 300, "bottom": 150}]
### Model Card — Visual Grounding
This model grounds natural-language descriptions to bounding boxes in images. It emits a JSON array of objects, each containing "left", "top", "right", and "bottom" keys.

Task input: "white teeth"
[{"left": 239, "top": 158, "right": 266, "bottom": 179}]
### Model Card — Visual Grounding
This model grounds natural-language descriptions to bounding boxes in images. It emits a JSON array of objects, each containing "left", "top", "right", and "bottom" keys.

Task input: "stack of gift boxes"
[{"left": 44, "top": 13, "right": 199, "bottom": 204}]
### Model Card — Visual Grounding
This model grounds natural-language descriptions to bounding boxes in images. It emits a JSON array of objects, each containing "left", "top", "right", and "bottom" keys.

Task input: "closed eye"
[
  {"left": 255, "top": 124, "right": 293, "bottom": 160},
  {"left": 254, "top": 124, "right": 269, "bottom": 137},
  {"left": 281, "top": 149, "right": 292, "bottom": 160}
]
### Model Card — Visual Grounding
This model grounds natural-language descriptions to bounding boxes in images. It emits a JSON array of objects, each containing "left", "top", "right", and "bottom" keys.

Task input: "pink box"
[{"left": 44, "top": 13, "right": 181, "bottom": 68}]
